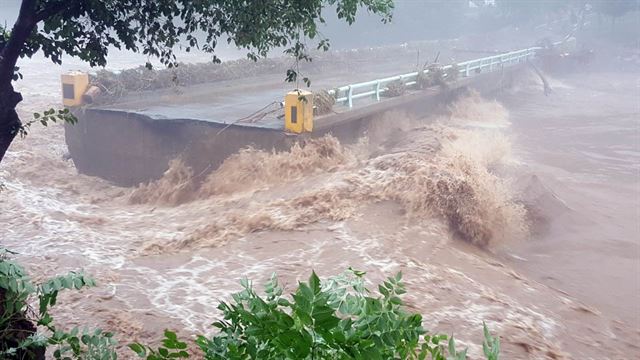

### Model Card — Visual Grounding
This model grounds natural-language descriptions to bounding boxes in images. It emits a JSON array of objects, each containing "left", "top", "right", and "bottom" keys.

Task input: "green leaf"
[
  {"left": 348, "top": 267, "right": 366, "bottom": 277},
  {"left": 448, "top": 335, "right": 456, "bottom": 356},
  {"left": 309, "top": 271, "right": 321, "bottom": 294},
  {"left": 128, "top": 343, "right": 146, "bottom": 357},
  {"left": 240, "top": 277, "right": 250, "bottom": 289},
  {"left": 164, "top": 330, "right": 177, "bottom": 341},
  {"left": 432, "top": 334, "right": 447, "bottom": 345},
  {"left": 158, "top": 347, "right": 169, "bottom": 357},
  {"left": 389, "top": 296, "right": 402, "bottom": 305}
]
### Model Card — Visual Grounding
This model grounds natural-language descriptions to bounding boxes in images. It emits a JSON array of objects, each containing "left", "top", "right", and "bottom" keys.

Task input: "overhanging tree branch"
[
  {"left": 35, "top": 0, "right": 74, "bottom": 22},
  {"left": 0, "top": 0, "right": 394, "bottom": 165},
  {"left": 0, "top": 0, "right": 37, "bottom": 85}
]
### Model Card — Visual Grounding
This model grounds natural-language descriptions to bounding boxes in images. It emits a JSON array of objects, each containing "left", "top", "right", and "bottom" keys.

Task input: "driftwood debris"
[
  {"left": 383, "top": 79, "right": 407, "bottom": 97},
  {"left": 528, "top": 60, "right": 552, "bottom": 96},
  {"left": 81, "top": 85, "right": 102, "bottom": 104},
  {"left": 313, "top": 90, "right": 336, "bottom": 116}
]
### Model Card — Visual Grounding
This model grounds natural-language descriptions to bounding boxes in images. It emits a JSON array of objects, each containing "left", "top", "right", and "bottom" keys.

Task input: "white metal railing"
[{"left": 328, "top": 47, "right": 540, "bottom": 108}]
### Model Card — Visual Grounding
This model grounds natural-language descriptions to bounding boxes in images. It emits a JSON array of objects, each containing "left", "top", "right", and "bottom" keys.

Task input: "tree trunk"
[
  {"left": 0, "top": 86, "right": 22, "bottom": 163},
  {"left": 0, "top": 0, "right": 37, "bottom": 164}
]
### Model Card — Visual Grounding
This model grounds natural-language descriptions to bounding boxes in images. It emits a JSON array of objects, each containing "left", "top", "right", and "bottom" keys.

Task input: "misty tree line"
[{"left": 326, "top": 0, "right": 638, "bottom": 46}]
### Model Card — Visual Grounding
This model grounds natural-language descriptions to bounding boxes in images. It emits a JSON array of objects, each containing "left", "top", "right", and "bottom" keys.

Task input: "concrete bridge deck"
[{"left": 88, "top": 57, "right": 438, "bottom": 130}]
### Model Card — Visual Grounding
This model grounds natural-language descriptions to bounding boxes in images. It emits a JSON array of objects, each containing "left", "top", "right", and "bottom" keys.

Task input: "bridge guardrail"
[{"left": 328, "top": 47, "right": 541, "bottom": 108}]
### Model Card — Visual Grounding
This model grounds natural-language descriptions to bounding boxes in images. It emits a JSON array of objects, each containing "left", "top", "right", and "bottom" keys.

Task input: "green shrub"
[
  {"left": 131, "top": 269, "right": 500, "bottom": 360},
  {"left": 2, "top": 247, "right": 499, "bottom": 359},
  {"left": 0, "top": 248, "right": 117, "bottom": 359}
]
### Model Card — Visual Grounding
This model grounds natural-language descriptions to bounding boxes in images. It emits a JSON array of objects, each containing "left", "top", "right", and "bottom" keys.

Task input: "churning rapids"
[{"left": 1, "top": 61, "right": 639, "bottom": 358}]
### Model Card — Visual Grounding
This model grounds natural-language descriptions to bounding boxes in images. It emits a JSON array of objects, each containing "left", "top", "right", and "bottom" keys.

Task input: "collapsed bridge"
[{"left": 62, "top": 42, "right": 573, "bottom": 186}]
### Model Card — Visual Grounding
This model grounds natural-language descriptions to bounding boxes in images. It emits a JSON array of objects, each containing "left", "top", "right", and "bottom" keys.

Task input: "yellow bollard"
[
  {"left": 284, "top": 90, "right": 313, "bottom": 133},
  {"left": 61, "top": 71, "right": 89, "bottom": 107}
]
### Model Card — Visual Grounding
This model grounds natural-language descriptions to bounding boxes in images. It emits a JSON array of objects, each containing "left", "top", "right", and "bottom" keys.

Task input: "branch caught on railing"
[{"left": 329, "top": 47, "right": 539, "bottom": 108}]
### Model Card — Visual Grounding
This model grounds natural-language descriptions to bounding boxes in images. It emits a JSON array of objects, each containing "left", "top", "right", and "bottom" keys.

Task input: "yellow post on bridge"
[
  {"left": 284, "top": 90, "right": 313, "bottom": 133},
  {"left": 60, "top": 71, "right": 89, "bottom": 107}
]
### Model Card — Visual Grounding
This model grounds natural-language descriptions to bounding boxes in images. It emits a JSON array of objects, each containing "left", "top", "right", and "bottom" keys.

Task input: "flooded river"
[{"left": 0, "top": 8, "right": 638, "bottom": 357}]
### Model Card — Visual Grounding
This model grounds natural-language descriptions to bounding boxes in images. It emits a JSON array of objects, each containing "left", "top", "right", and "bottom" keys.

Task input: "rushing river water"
[{"left": 499, "top": 71, "right": 640, "bottom": 329}]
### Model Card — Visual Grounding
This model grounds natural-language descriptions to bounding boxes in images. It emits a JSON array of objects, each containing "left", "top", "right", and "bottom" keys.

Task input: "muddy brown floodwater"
[
  {"left": 1, "top": 68, "right": 639, "bottom": 359},
  {"left": 498, "top": 71, "right": 640, "bottom": 331}
]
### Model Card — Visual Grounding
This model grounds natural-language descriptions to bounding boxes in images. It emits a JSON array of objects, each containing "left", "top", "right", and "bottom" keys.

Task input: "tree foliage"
[
  {"left": 494, "top": 0, "right": 569, "bottom": 23},
  {"left": 0, "top": 0, "right": 394, "bottom": 163},
  {"left": 8, "top": 0, "right": 393, "bottom": 69},
  {"left": 592, "top": 0, "right": 639, "bottom": 19},
  {"left": 0, "top": 248, "right": 117, "bottom": 359},
  {"left": 131, "top": 269, "right": 501, "bottom": 360}
]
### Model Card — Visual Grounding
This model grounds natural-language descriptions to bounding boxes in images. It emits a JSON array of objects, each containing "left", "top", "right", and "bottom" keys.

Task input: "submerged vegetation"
[{"left": 1, "top": 250, "right": 499, "bottom": 359}]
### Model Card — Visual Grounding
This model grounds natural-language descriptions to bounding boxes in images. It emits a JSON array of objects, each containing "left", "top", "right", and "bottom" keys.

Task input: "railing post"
[
  {"left": 347, "top": 86, "right": 353, "bottom": 108},
  {"left": 465, "top": 63, "right": 470, "bottom": 77},
  {"left": 375, "top": 81, "right": 380, "bottom": 101}
]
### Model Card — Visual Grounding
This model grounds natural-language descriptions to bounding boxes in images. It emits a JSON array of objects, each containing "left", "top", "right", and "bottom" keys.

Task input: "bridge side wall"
[{"left": 65, "top": 110, "right": 290, "bottom": 186}]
